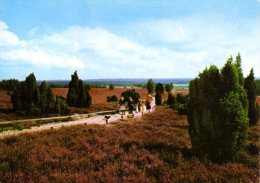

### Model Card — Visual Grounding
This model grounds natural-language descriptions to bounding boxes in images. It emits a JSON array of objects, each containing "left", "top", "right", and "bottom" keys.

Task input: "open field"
[
  {"left": 0, "top": 106, "right": 258, "bottom": 182},
  {"left": 52, "top": 88, "right": 169, "bottom": 103}
]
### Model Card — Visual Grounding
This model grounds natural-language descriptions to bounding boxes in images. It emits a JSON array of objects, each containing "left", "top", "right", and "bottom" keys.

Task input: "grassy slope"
[{"left": 0, "top": 106, "right": 258, "bottom": 183}]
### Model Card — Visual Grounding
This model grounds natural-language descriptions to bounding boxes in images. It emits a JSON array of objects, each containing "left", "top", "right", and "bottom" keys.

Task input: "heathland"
[{"left": 0, "top": 106, "right": 259, "bottom": 182}]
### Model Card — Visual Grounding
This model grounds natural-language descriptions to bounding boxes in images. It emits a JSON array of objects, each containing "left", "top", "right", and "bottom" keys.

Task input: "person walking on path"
[
  {"left": 128, "top": 97, "right": 134, "bottom": 115},
  {"left": 140, "top": 100, "right": 146, "bottom": 115},
  {"left": 119, "top": 96, "right": 126, "bottom": 115},
  {"left": 145, "top": 96, "right": 152, "bottom": 113}
]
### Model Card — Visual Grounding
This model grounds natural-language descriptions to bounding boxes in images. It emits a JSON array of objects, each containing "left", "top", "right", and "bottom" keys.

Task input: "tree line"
[
  {"left": 9, "top": 71, "right": 93, "bottom": 115},
  {"left": 146, "top": 79, "right": 188, "bottom": 114},
  {"left": 11, "top": 74, "right": 68, "bottom": 115}
]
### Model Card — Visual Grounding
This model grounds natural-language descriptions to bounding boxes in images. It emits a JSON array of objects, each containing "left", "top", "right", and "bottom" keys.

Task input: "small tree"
[
  {"left": 244, "top": 68, "right": 259, "bottom": 125},
  {"left": 155, "top": 83, "right": 164, "bottom": 94},
  {"left": 121, "top": 89, "right": 140, "bottom": 104},
  {"left": 155, "top": 83, "right": 164, "bottom": 106},
  {"left": 165, "top": 83, "right": 173, "bottom": 93},
  {"left": 78, "top": 80, "right": 86, "bottom": 107},
  {"left": 67, "top": 71, "right": 92, "bottom": 108},
  {"left": 167, "top": 93, "right": 175, "bottom": 106},
  {"left": 39, "top": 81, "right": 48, "bottom": 112},
  {"left": 155, "top": 92, "right": 162, "bottom": 105},
  {"left": 106, "top": 95, "right": 118, "bottom": 102},
  {"left": 11, "top": 89, "right": 22, "bottom": 112},
  {"left": 146, "top": 79, "right": 155, "bottom": 94},
  {"left": 109, "top": 84, "right": 114, "bottom": 90},
  {"left": 85, "top": 91, "right": 92, "bottom": 108},
  {"left": 235, "top": 53, "right": 244, "bottom": 86},
  {"left": 46, "top": 85, "right": 56, "bottom": 113},
  {"left": 67, "top": 71, "right": 79, "bottom": 106},
  {"left": 176, "top": 94, "right": 188, "bottom": 115}
]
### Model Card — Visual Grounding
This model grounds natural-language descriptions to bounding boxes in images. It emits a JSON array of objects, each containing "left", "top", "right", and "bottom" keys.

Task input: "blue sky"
[{"left": 0, "top": 0, "right": 259, "bottom": 80}]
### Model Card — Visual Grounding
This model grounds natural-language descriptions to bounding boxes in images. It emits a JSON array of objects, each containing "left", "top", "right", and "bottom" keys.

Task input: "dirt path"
[{"left": 0, "top": 110, "right": 153, "bottom": 138}]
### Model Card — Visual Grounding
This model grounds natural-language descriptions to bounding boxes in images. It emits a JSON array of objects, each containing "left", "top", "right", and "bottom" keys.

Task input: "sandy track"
[{"left": 0, "top": 110, "right": 150, "bottom": 138}]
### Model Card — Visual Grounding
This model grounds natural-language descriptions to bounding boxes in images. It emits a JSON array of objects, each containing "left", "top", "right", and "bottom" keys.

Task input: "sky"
[{"left": 0, "top": 0, "right": 259, "bottom": 80}]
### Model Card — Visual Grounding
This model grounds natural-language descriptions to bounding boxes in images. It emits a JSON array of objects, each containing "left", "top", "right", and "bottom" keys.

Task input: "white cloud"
[
  {"left": 0, "top": 20, "right": 85, "bottom": 70},
  {"left": 0, "top": 20, "right": 22, "bottom": 46},
  {"left": 0, "top": 18, "right": 259, "bottom": 79},
  {"left": 1, "top": 48, "right": 85, "bottom": 69}
]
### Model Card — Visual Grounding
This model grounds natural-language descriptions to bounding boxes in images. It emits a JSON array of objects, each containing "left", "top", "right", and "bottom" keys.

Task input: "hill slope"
[{"left": 0, "top": 107, "right": 258, "bottom": 182}]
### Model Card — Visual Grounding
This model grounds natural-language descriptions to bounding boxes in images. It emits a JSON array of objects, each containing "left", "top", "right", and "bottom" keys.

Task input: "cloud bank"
[{"left": 0, "top": 19, "right": 259, "bottom": 79}]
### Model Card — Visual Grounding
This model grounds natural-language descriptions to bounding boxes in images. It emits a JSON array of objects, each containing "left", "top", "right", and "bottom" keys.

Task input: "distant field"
[{"left": 53, "top": 88, "right": 170, "bottom": 104}]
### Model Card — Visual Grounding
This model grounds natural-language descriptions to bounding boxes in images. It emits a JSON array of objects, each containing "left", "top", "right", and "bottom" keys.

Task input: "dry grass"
[{"left": 0, "top": 106, "right": 258, "bottom": 182}]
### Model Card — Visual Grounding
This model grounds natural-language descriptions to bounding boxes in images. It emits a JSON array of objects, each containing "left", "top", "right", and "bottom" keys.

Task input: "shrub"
[
  {"left": 121, "top": 89, "right": 140, "bottom": 104},
  {"left": 155, "top": 83, "right": 164, "bottom": 106},
  {"left": 146, "top": 79, "right": 155, "bottom": 94},
  {"left": 188, "top": 55, "right": 249, "bottom": 162},
  {"left": 67, "top": 71, "right": 92, "bottom": 108},
  {"left": 165, "top": 83, "right": 173, "bottom": 93},
  {"left": 85, "top": 91, "right": 92, "bottom": 108},
  {"left": 244, "top": 69, "right": 259, "bottom": 125},
  {"left": 109, "top": 84, "right": 115, "bottom": 90},
  {"left": 155, "top": 92, "right": 162, "bottom": 106},
  {"left": 106, "top": 95, "right": 118, "bottom": 102},
  {"left": 155, "top": 83, "right": 164, "bottom": 94},
  {"left": 177, "top": 104, "right": 187, "bottom": 115}
]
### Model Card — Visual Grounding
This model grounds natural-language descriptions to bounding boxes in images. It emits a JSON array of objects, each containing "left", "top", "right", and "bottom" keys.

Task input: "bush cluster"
[
  {"left": 120, "top": 89, "right": 140, "bottom": 104},
  {"left": 0, "top": 79, "right": 19, "bottom": 91},
  {"left": 11, "top": 73, "right": 68, "bottom": 115},
  {"left": 167, "top": 93, "right": 188, "bottom": 115}
]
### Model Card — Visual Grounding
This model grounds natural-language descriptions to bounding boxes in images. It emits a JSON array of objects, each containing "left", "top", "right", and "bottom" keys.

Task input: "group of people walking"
[{"left": 118, "top": 95, "right": 155, "bottom": 116}]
